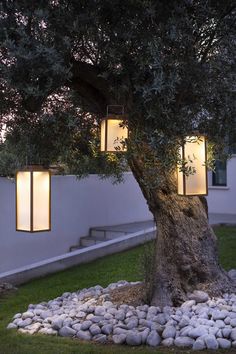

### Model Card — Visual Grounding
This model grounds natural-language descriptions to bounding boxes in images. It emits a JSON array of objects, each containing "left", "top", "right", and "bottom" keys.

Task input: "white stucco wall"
[
  {"left": 0, "top": 173, "right": 152, "bottom": 273},
  {"left": 0, "top": 158, "right": 235, "bottom": 274},
  {"left": 207, "top": 155, "right": 236, "bottom": 214}
]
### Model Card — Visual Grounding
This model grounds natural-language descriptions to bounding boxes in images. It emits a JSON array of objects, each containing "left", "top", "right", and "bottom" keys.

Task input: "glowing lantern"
[
  {"left": 16, "top": 165, "right": 51, "bottom": 232},
  {"left": 101, "top": 105, "right": 128, "bottom": 152},
  {"left": 177, "top": 135, "right": 208, "bottom": 196}
]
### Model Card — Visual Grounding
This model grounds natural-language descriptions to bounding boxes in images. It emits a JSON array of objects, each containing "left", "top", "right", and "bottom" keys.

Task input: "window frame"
[{"left": 212, "top": 160, "right": 227, "bottom": 187}]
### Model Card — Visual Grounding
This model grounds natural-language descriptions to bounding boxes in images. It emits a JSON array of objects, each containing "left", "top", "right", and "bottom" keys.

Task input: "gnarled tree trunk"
[{"left": 129, "top": 152, "right": 235, "bottom": 308}]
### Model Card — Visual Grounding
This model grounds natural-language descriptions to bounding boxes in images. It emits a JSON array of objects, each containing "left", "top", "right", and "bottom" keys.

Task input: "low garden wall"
[
  {"left": 0, "top": 173, "right": 152, "bottom": 274},
  {"left": 0, "top": 156, "right": 235, "bottom": 275}
]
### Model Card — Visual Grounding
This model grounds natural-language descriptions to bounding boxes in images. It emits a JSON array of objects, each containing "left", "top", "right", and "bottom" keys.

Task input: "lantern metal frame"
[
  {"left": 177, "top": 135, "right": 208, "bottom": 196},
  {"left": 16, "top": 165, "right": 51, "bottom": 232},
  {"left": 100, "top": 105, "right": 128, "bottom": 152}
]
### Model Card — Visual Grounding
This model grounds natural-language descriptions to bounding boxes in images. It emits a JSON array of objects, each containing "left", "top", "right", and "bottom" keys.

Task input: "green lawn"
[
  {"left": 216, "top": 226, "right": 236, "bottom": 270},
  {"left": 0, "top": 226, "right": 236, "bottom": 354}
]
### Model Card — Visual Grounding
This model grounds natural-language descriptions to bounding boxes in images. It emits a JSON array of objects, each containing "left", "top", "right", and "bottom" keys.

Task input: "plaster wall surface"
[
  {"left": 0, "top": 173, "right": 151, "bottom": 273},
  {"left": 0, "top": 156, "right": 235, "bottom": 274},
  {"left": 207, "top": 155, "right": 236, "bottom": 215}
]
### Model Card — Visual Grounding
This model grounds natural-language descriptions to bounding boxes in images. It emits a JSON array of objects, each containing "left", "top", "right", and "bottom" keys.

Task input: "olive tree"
[{"left": 1, "top": 0, "right": 236, "bottom": 306}]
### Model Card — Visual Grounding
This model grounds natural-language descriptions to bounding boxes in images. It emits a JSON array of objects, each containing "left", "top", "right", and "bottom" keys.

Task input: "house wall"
[
  {"left": 207, "top": 155, "right": 236, "bottom": 214},
  {"left": 0, "top": 173, "right": 152, "bottom": 273}
]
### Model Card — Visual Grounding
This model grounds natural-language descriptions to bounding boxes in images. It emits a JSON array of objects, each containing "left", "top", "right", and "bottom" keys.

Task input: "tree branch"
[{"left": 68, "top": 59, "right": 112, "bottom": 114}]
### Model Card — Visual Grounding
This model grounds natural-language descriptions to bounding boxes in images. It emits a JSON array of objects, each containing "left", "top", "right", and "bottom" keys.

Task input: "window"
[{"left": 212, "top": 160, "right": 227, "bottom": 186}]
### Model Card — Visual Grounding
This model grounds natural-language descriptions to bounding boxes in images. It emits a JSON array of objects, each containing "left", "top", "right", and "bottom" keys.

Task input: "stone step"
[
  {"left": 69, "top": 220, "right": 156, "bottom": 252},
  {"left": 89, "top": 220, "right": 155, "bottom": 239},
  {"left": 80, "top": 236, "right": 104, "bottom": 247},
  {"left": 89, "top": 228, "right": 128, "bottom": 239},
  {"left": 69, "top": 244, "right": 87, "bottom": 252}
]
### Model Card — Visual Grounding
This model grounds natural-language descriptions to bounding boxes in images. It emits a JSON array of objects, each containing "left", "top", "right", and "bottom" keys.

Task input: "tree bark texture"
[{"left": 129, "top": 153, "right": 235, "bottom": 308}]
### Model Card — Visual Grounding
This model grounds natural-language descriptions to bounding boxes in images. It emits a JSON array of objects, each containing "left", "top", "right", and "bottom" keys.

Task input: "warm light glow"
[
  {"left": 101, "top": 119, "right": 106, "bottom": 152},
  {"left": 177, "top": 136, "right": 208, "bottom": 196},
  {"left": 101, "top": 118, "right": 128, "bottom": 152},
  {"left": 33, "top": 172, "right": 50, "bottom": 231},
  {"left": 16, "top": 172, "right": 31, "bottom": 231},
  {"left": 16, "top": 167, "right": 51, "bottom": 232}
]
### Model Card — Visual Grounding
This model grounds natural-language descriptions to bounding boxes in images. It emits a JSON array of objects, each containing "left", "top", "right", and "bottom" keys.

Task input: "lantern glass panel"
[
  {"left": 16, "top": 171, "right": 31, "bottom": 231},
  {"left": 177, "top": 147, "right": 184, "bottom": 195},
  {"left": 33, "top": 171, "right": 50, "bottom": 231},
  {"left": 101, "top": 118, "right": 128, "bottom": 152},
  {"left": 178, "top": 136, "right": 207, "bottom": 196},
  {"left": 107, "top": 119, "right": 127, "bottom": 151},
  {"left": 101, "top": 119, "right": 106, "bottom": 151},
  {"left": 16, "top": 168, "right": 51, "bottom": 232}
]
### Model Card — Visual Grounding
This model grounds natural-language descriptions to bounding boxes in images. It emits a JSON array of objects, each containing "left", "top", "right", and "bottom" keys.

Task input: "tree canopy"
[{"left": 0, "top": 0, "right": 235, "bottom": 178}]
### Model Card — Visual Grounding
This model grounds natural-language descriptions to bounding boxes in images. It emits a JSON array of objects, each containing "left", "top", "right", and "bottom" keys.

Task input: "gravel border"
[{"left": 7, "top": 270, "right": 236, "bottom": 350}]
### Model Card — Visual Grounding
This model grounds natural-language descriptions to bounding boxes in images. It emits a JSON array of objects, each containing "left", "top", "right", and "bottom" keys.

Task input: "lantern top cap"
[
  {"left": 17, "top": 164, "right": 50, "bottom": 172},
  {"left": 185, "top": 130, "right": 207, "bottom": 137},
  {"left": 107, "top": 105, "right": 125, "bottom": 116},
  {"left": 181, "top": 134, "right": 207, "bottom": 144}
]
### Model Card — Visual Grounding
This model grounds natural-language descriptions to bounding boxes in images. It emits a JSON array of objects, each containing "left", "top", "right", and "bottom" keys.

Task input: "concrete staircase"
[{"left": 69, "top": 220, "right": 155, "bottom": 251}]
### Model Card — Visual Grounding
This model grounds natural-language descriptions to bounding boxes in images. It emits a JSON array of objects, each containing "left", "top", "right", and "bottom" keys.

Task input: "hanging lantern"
[
  {"left": 177, "top": 135, "right": 208, "bottom": 196},
  {"left": 101, "top": 105, "right": 128, "bottom": 152},
  {"left": 16, "top": 165, "right": 51, "bottom": 232}
]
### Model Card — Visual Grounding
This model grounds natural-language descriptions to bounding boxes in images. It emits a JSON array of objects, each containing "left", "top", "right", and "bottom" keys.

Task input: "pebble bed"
[{"left": 7, "top": 276, "right": 236, "bottom": 350}]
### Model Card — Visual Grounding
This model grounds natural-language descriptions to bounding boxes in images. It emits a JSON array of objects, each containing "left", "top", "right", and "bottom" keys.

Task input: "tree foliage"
[
  {"left": 0, "top": 87, "right": 127, "bottom": 178},
  {"left": 0, "top": 0, "right": 235, "bottom": 180}
]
